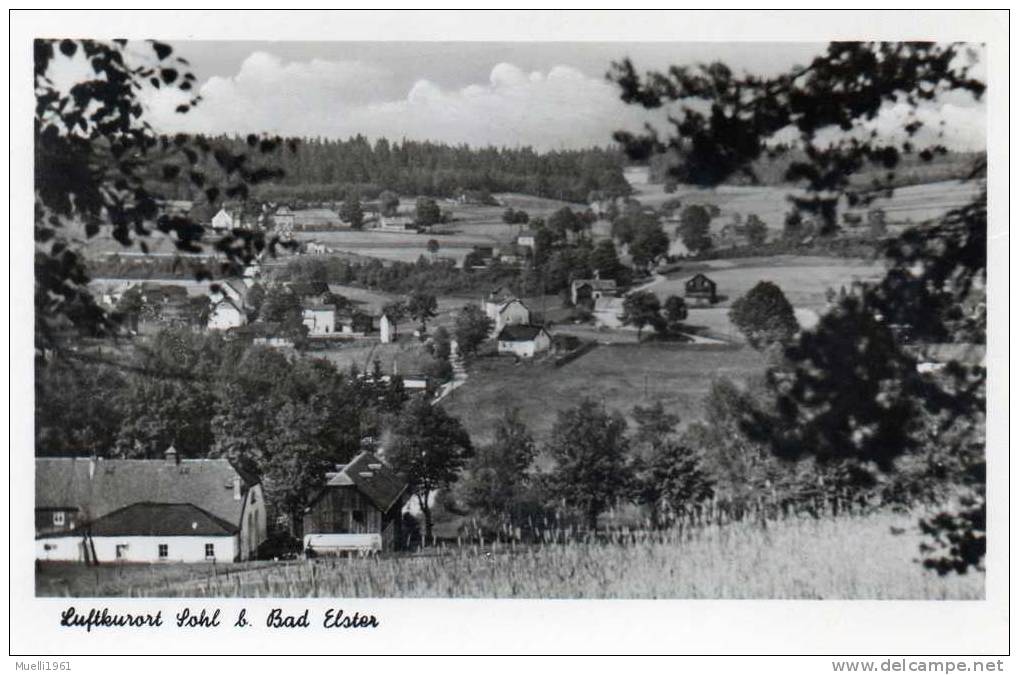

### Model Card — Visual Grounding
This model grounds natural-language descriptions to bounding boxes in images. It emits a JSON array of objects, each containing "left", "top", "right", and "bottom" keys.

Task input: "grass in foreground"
[{"left": 37, "top": 511, "right": 983, "bottom": 599}]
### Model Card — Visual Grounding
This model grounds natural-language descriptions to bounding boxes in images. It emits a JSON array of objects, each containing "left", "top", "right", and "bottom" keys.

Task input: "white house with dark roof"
[
  {"left": 35, "top": 448, "right": 267, "bottom": 563},
  {"left": 570, "top": 272, "right": 618, "bottom": 307},
  {"left": 497, "top": 324, "right": 552, "bottom": 358},
  {"left": 482, "top": 293, "right": 531, "bottom": 334}
]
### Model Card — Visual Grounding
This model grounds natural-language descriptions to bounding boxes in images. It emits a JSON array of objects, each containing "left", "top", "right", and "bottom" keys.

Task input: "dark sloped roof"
[
  {"left": 87, "top": 502, "right": 239, "bottom": 537},
  {"left": 497, "top": 324, "right": 547, "bottom": 341},
  {"left": 35, "top": 458, "right": 255, "bottom": 526},
  {"left": 572, "top": 278, "right": 617, "bottom": 291},
  {"left": 323, "top": 451, "right": 406, "bottom": 513}
]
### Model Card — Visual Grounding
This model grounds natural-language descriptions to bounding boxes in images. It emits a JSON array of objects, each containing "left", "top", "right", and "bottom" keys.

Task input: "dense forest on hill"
[{"left": 153, "top": 134, "right": 633, "bottom": 204}]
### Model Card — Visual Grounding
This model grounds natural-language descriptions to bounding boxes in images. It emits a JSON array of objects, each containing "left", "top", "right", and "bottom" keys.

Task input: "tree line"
[{"left": 153, "top": 134, "right": 634, "bottom": 205}]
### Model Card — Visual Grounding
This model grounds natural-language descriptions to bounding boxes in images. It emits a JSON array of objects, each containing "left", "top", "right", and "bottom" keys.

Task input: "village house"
[
  {"left": 497, "top": 324, "right": 552, "bottom": 358},
  {"left": 516, "top": 230, "right": 537, "bottom": 249},
  {"left": 35, "top": 448, "right": 267, "bottom": 563},
  {"left": 273, "top": 205, "right": 296, "bottom": 241},
  {"left": 302, "top": 451, "right": 408, "bottom": 555},
  {"left": 685, "top": 273, "right": 718, "bottom": 306},
  {"left": 211, "top": 207, "right": 235, "bottom": 231},
  {"left": 483, "top": 292, "right": 531, "bottom": 333},
  {"left": 337, "top": 310, "right": 374, "bottom": 336},
  {"left": 207, "top": 297, "right": 247, "bottom": 331},
  {"left": 570, "top": 272, "right": 618, "bottom": 307},
  {"left": 377, "top": 215, "right": 417, "bottom": 232},
  {"left": 305, "top": 240, "right": 330, "bottom": 255},
  {"left": 302, "top": 303, "right": 337, "bottom": 336}
]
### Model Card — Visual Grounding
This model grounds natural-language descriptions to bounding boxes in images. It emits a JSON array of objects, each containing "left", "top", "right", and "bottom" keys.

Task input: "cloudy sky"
[{"left": 137, "top": 41, "right": 986, "bottom": 151}]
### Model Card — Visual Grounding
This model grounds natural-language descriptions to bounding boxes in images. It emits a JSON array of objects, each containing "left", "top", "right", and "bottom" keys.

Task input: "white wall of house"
[
  {"left": 498, "top": 332, "right": 550, "bottom": 358},
  {"left": 302, "top": 307, "right": 336, "bottom": 335},
  {"left": 211, "top": 209, "right": 233, "bottom": 230},
  {"left": 493, "top": 300, "right": 530, "bottom": 332},
  {"left": 208, "top": 302, "right": 245, "bottom": 331},
  {"left": 380, "top": 315, "right": 396, "bottom": 344},
  {"left": 239, "top": 483, "right": 267, "bottom": 561},
  {"left": 37, "top": 535, "right": 238, "bottom": 563}
]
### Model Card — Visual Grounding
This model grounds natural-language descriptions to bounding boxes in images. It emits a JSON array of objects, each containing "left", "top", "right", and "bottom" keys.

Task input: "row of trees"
[{"left": 155, "top": 134, "right": 633, "bottom": 204}]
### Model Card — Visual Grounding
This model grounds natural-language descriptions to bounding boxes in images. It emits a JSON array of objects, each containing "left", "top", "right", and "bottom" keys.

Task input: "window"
[
  {"left": 115, "top": 544, "right": 128, "bottom": 560},
  {"left": 52, "top": 511, "right": 65, "bottom": 526},
  {"left": 352, "top": 510, "right": 366, "bottom": 533},
  {"left": 158, "top": 543, "right": 168, "bottom": 560},
  {"left": 205, "top": 543, "right": 215, "bottom": 560}
]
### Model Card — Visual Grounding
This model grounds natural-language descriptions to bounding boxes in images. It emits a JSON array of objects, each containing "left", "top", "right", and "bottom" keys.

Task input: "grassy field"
[
  {"left": 36, "top": 511, "right": 983, "bottom": 599},
  {"left": 656, "top": 255, "right": 886, "bottom": 310},
  {"left": 443, "top": 342, "right": 765, "bottom": 445},
  {"left": 631, "top": 179, "right": 981, "bottom": 235}
]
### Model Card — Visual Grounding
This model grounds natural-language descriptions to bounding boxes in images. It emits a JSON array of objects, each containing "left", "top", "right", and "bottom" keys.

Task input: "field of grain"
[
  {"left": 36, "top": 511, "right": 983, "bottom": 599},
  {"left": 443, "top": 342, "right": 765, "bottom": 445}
]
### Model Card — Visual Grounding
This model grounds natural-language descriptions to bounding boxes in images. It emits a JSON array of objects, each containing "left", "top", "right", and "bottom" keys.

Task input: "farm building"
[
  {"left": 207, "top": 297, "right": 246, "bottom": 331},
  {"left": 571, "top": 272, "right": 618, "bottom": 307},
  {"left": 302, "top": 451, "right": 408, "bottom": 554},
  {"left": 497, "top": 324, "right": 552, "bottom": 358},
  {"left": 516, "top": 231, "right": 537, "bottom": 249},
  {"left": 684, "top": 273, "right": 718, "bottom": 305},
  {"left": 377, "top": 215, "right": 417, "bottom": 232},
  {"left": 293, "top": 208, "right": 344, "bottom": 230},
  {"left": 302, "top": 304, "right": 337, "bottom": 336},
  {"left": 35, "top": 449, "right": 267, "bottom": 563},
  {"left": 483, "top": 296, "right": 531, "bottom": 333}
]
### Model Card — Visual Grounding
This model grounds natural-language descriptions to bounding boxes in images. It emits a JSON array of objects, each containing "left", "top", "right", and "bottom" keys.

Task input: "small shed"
[{"left": 684, "top": 273, "right": 718, "bottom": 305}]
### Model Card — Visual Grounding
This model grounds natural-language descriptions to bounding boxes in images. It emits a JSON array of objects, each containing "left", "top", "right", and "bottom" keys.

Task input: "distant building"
[
  {"left": 483, "top": 296, "right": 531, "bottom": 333},
  {"left": 273, "top": 206, "right": 295, "bottom": 241},
  {"left": 377, "top": 215, "right": 417, "bottom": 232},
  {"left": 305, "top": 241, "right": 329, "bottom": 255},
  {"left": 211, "top": 208, "right": 235, "bottom": 231},
  {"left": 302, "top": 304, "right": 337, "bottom": 336},
  {"left": 379, "top": 314, "right": 397, "bottom": 344},
  {"left": 35, "top": 450, "right": 267, "bottom": 563},
  {"left": 208, "top": 297, "right": 246, "bottom": 331},
  {"left": 684, "top": 273, "right": 718, "bottom": 306},
  {"left": 497, "top": 324, "right": 552, "bottom": 358},
  {"left": 302, "top": 451, "right": 408, "bottom": 555},
  {"left": 571, "top": 272, "right": 618, "bottom": 307},
  {"left": 516, "top": 231, "right": 537, "bottom": 249}
]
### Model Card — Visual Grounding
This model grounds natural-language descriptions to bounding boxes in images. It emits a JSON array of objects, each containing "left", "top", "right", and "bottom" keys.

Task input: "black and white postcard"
[{"left": 9, "top": 8, "right": 1010, "bottom": 664}]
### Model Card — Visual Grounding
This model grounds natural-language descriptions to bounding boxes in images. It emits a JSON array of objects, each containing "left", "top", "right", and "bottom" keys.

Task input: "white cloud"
[
  {"left": 144, "top": 53, "right": 658, "bottom": 149},
  {"left": 142, "top": 51, "right": 986, "bottom": 152}
]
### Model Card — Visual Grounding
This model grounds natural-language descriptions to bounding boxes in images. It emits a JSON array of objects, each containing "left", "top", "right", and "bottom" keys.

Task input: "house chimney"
[
  {"left": 165, "top": 445, "right": 179, "bottom": 465},
  {"left": 233, "top": 476, "right": 242, "bottom": 501}
]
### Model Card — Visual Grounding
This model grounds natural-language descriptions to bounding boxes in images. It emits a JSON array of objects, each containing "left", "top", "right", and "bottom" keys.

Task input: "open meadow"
[
  {"left": 632, "top": 178, "right": 982, "bottom": 235},
  {"left": 443, "top": 342, "right": 765, "bottom": 445},
  {"left": 36, "top": 510, "right": 982, "bottom": 599}
]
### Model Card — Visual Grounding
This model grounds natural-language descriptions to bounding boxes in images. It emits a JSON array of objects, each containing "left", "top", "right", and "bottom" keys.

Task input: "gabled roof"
[
  {"left": 35, "top": 458, "right": 256, "bottom": 527},
  {"left": 497, "top": 298, "right": 529, "bottom": 314},
  {"left": 497, "top": 324, "right": 548, "bottom": 342},
  {"left": 321, "top": 451, "right": 406, "bottom": 513},
  {"left": 572, "top": 278, "right": 617, "bottom": 291},
  {"left": 210, "top": 297, "right": 242, "bottom": 313},
  {"left": 686, "top": 273, "right": 717, "bottom": 288},
  {"left": 86, "top": 502, "right": 239, "bottom": 537}
]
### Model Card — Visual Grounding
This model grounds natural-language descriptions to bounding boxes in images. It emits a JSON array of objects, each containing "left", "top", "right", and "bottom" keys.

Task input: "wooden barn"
[
  {"left": 685, "top": 273, "right": 718, "bottom": 305},
  {"left": 302, "top": 451, "right": 407, "bottom": 555}
]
